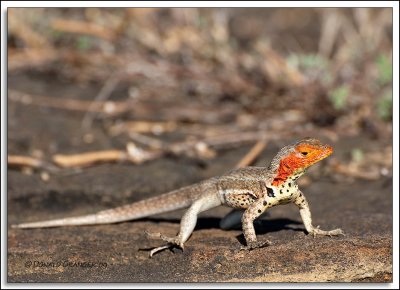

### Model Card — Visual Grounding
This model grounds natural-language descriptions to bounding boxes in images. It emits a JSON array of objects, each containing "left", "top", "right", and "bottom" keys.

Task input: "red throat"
[{"left": 271, "top": 154, "right": 301, "bottom": 186}]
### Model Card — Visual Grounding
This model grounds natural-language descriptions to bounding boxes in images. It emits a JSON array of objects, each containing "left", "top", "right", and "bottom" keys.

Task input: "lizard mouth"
[
  {"left": 320, "top": 145, "right": 333, "bottom": 159},
  {"left": 308, "top": 145, "right": 333, "bottom": 167},
  {"left": 320, "top": 144, "right": 333, "bottom": 156}
]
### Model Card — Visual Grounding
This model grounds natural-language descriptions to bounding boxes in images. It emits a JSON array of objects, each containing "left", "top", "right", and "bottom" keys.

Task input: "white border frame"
[{"left": 1, "top": 1, "right": 398, "bottom": 289}]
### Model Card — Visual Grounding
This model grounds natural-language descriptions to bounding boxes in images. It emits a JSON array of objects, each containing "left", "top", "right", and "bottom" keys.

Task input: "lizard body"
[{"left": 12, "top": 137, "right": 344, "bottom": 256}]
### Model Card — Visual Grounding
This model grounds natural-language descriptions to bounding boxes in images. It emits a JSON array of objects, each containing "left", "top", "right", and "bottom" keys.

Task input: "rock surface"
[{"left": 8, "top": 152, "right": 393, "bottom": 282}]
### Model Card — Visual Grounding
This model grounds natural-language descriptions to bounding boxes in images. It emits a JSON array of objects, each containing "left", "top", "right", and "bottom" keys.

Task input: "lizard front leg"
[
  {"left": 219, "top": 209, "right": 269, "bottom": 230},
  {"left": 294, "top": 191, "right": 344, "bottom": 237},
  {"left": 240, "top": 198, "right": 273, "bottom": 250}
]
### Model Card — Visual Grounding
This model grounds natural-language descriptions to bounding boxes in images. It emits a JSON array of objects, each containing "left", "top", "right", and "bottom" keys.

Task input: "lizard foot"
[
  {"left": 240, "top": 239, "right": 272, "bottom": 251},
  {"left": 310, "top": 226, "right": 345, "bottom": 237},
  {"left": 148, "top": 243, "right": 177, "bottom": 257},
  {"left": 144, "top": 231, "right": 183, "bottom": 257}
]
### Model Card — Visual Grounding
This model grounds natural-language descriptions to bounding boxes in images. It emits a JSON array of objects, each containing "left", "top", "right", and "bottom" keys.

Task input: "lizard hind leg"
[{"left": 145, "top": 193, "right": 222, "bottom": 257}]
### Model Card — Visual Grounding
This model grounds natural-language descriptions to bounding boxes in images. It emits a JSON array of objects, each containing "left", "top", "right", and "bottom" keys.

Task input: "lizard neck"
[
  {"left": 270, "top": 158, "right": 306, "bottom": 187},
  {"left": 271, "top": 168, "right": 304, "bottom": 187}
]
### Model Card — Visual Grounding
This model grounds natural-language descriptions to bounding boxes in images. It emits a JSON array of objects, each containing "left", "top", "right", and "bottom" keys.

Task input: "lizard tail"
[{"left": 12, "top": 182, "right": 209, "bottom": 229}]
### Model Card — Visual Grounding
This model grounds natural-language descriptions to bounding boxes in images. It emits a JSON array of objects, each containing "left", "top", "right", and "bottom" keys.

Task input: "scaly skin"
[{"left": 12, "top": 137, "right": 344, "bottom": 257}]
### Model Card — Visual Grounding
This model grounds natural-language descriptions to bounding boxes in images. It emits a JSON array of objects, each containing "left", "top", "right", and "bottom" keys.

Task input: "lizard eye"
[{"left": 301, "top": 151, "right": 308, "bottom": 156}]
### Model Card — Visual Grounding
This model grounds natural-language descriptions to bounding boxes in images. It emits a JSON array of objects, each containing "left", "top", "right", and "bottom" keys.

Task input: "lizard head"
[{"left": 269, "top": 138, "right": 333, "bottom": 186}]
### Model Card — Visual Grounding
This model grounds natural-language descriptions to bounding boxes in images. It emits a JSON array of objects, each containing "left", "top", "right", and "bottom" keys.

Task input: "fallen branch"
[
  {"left": 235, "top": 140, "right": 267, "bottom": 169},
  {"left": 9, "top": 89, "right": 134, "bottom": 115},
  {"left": 128, "top": 132, "right": 216, "bottom": 160},
  {"left": 53, "top": 150, "right": 127, "bottom": 168},
  {"left": 109, "top": 121, "right": 178, "bottom": 136},
  {"left": 52, "top": 144, "right": 163, "bottom": 168},
  {"left": 8, "top": 155, "right": 59, "bottom": 172},
  {"left": 8, "top": 155, "right": 44, "bottom": 168},
  {"left": 82, "top": 71, "right": 122, "bottom": 130}
]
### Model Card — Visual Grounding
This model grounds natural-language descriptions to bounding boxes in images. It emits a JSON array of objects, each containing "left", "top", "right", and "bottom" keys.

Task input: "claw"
[
  {"left": 330, "top": 228, "right": 345, "bottom": 236},
  {"left": 149, "top": 244, "right": 173, "bottom": 257},
  {"left": 144, "top": 230, "right": 184, "bottom": 257}
]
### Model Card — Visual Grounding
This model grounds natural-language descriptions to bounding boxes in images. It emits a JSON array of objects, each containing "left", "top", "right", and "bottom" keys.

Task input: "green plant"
[
  {"left": 377, "top": 89, "right": 393, "bottom": 121},
  {"left": 376, "top": 54, "right": 392, "bottom": 86},
  {"left": 76, "top": 36, "right": 92, "bottom": 51},
  {"left": 329, "top": 85, "right": 349, "bottom": 110},
  {"left": 351, "top": 148, "right": 364, "bottom": 162},
  {"left": 287, "top": 53, "right": 332, "bottom": 85}
]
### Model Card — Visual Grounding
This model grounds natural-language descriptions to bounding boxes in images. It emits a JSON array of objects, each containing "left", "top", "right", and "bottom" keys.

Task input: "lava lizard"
[{"left": 12, "top": 137, "right": 344, "bottom": 256}]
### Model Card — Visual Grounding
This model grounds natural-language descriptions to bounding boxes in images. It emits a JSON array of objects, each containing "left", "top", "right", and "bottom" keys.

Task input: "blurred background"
[{"left": 8, "top": 7, "right": 393, "bottom": 185}]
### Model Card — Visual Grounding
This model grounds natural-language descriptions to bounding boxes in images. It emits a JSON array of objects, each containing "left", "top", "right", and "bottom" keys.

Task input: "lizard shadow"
[
  {"left": 138, "top": 217, "right": 305, "bottom": 250},
  {"left": 253, "top": 218, "right": 305, "bottom": 234},
  {"left": 140, "top": 217, "right": 305, "bottom": 233},
  {"left": 235, "top": 218, "right": 306, "bottom": 246}
]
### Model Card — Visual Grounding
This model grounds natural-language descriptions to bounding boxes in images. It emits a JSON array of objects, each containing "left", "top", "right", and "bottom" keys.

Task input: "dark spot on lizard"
[
  {"left": 280, "top": 189, "right": 283, "bottom": 194},
  {"left": 266, "top": 187, "right": 275, "bottom": 197},
  {"left": 288, "top": 182, "right": 291, "bottom": 187},
  {"left": 263, "top": 201, "right": 267, "bottom": 206},
  {"left": 258, "top": 209, "right": 262, "bottom": 213},
  {"left": 287, "top": 189, "right": 289, "bottom": 193}
]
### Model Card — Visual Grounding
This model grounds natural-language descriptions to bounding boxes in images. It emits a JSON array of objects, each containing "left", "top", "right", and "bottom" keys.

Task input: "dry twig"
[
  {"left": 52, "top": 144, "right": 164, "bottom": 169},
  {"left": 235, "top": 141, "right": 267, "bottom": 169},
  {"left": 9, "top": 90, "right": 134, "bottom": 116},
  {"left": 8, "top": 155, "right": 59, "bottom": 172},
  {"left": 82, "top": 71, "right": 123, "bottom": 130}
]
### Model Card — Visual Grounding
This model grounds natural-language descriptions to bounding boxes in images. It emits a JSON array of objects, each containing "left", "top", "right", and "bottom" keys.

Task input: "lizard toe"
[
  {"left": 329, "top": 228, "right": 345, "bottom": 236},
  {"left": 240, "top": 239, "right": 271, "bottom": 251}
]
